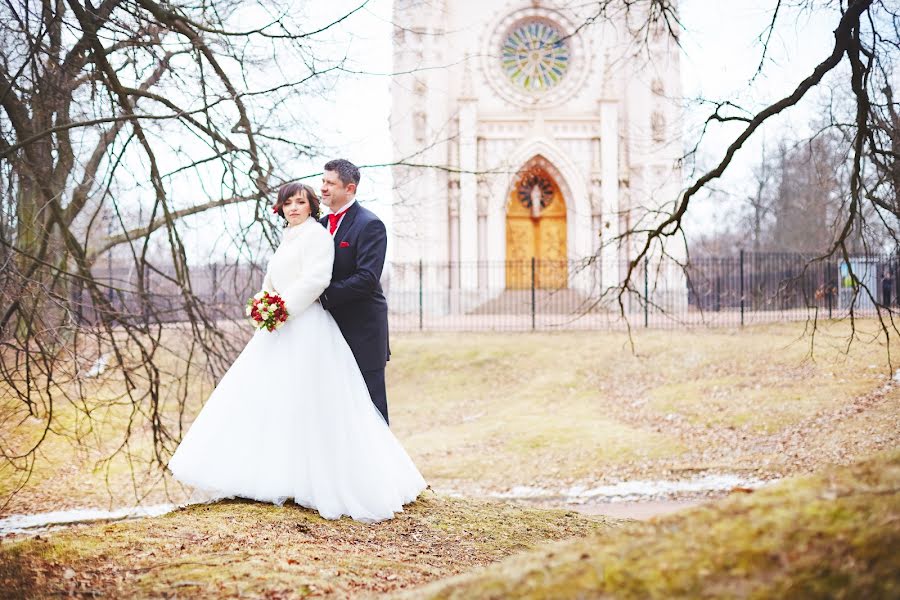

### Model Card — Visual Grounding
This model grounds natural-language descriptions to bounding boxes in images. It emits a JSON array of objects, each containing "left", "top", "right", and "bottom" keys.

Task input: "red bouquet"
[{"left": 246, "top": 291, "right": 288, "bottom": 332}]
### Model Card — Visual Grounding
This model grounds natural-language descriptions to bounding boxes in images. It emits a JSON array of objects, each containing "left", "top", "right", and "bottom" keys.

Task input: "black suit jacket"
[{"left": 319, "top": 202, "right": 390, "bottom": 372}]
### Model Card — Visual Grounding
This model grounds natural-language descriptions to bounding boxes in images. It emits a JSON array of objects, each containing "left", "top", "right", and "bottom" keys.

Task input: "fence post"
[
  {"left": 418, "top": 259, "right": 423, "bottom": 331},
  {"left": 740, "top": 250, "right": 745, "bottom": 327},
  {"left": 142, "top": 262, "right": 150, "bottom": 322},
  {"left": 715, "top": 271, "right": 721, "bottom": 312},
  {"left": 531, "top": 257, "right": 536, "bottom": 331},
  {"left": 888, "top": 249, "right": 900, "bottom": 308},
  {"left": 107, "top": 258, "right": 114, "bottom": 303},
  {"left": 211, "top": 263, "right": 218, "bottom": 304},
  {"left": 644, "top": 257, "right": 649, "bottom": 328},
  {"left": 828, "top": 259, "right": 833, "bottom": 319}
]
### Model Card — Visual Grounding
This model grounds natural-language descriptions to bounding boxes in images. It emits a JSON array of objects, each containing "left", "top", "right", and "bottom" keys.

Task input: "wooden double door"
[{"left": 505, "top": 168, "right": 568, "bottom": 289}]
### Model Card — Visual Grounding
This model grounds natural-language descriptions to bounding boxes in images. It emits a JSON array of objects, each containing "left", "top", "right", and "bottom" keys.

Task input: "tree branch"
[{"left": 621, "top": 0, "right": 875, "bottom": 297}]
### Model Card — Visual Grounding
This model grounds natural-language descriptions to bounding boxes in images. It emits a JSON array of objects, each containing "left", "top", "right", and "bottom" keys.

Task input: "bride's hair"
[{"left": 274, "top": 182, "right": 321, "bottom": 222}]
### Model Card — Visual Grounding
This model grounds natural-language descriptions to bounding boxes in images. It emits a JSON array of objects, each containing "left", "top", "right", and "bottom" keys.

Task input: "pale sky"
[
  {"left": 185, "top": 0, "right": 841, "bottom": 260},
  {"left": 314, "top": 0, "right": 839, "bottom": 232},
  {"left": 677, "top": 1, "right": 842, "bottom": 233}
]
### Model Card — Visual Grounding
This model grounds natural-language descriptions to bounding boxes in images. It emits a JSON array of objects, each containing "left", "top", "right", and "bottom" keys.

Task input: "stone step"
[{"left": 469, "top": 288, "right": 601, "bottom": 315}]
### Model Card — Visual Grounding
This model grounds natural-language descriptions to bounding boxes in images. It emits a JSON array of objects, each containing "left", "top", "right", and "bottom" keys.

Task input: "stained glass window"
[
  {"left": 501, "top": 20, "right": 570, "bottom": 93},
  {"left": 517, "top": 172, "right": 554, "bottom": 211}
]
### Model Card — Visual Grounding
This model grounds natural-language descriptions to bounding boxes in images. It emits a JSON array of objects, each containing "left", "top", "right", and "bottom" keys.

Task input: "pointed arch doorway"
[{"left": 506, "top": 163, "right": 568, "bottom": 289}]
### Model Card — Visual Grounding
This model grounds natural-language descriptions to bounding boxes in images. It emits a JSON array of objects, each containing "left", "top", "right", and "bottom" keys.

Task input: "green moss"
[
  {"left": 409, "top": 451, "right": 900, "bottom": 599},
  {"left": 0, "top": 495, "right": 612, "bottom": 598}
]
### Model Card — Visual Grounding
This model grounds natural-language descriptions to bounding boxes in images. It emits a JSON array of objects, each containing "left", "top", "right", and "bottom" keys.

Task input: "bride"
[{"left": 168, "top": 182, "right": 426, "bottom": 522}]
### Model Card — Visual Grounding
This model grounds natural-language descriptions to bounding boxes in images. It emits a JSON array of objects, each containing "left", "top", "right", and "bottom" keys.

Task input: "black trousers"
[{"left": 362, "top": 368, "right": 389, "bottom": 425}]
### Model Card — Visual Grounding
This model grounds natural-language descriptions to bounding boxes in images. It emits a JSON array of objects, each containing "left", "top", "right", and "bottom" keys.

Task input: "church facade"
[{"left": 389, "top": 0, "right": 683, "bottom": 312}]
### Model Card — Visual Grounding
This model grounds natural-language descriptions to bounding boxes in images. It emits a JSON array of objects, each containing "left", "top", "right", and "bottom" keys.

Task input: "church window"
[
  {"left": 516, "top": 172, "right": 554, "bottom": 212},
  {"left": 501, "top": 20, "right": 570, "bottom": 93}
]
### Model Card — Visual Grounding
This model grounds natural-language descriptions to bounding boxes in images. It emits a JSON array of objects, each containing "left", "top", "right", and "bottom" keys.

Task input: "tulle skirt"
[{"left": 168, "top": 301, "right": 426, "bottom": 522}]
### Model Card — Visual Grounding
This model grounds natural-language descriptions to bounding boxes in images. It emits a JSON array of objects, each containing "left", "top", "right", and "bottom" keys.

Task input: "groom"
[{"left": 318, "top": 159, "right": 391, "bottom": 424}]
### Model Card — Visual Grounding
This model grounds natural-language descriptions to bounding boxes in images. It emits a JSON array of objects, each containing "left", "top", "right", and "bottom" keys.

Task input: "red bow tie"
[{"left": 328, "top": 207, "right": 350, "bottom": 235}]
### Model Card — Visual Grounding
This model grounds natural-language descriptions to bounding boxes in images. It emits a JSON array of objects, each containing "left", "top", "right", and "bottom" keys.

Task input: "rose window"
[
  {"left": 501, "top": 20, "right": 570, "bottom": 93},
  {"left": 517, "top": 173, "right": 554, "bottom": 212}
]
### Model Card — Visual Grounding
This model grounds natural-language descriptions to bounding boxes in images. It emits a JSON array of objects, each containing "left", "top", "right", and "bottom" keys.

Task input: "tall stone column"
[
  {"left": 599, "top": 99, "right": 620, "bottom": 290},
  {"left": 477, "top": 138, "right": 489, "bottom": 289},
  {"left": 448, "top": 176, "right": 460, "bottom": 312},
  {"left": 448, "top": 123, "right": 461, "bottom": 266},
  {"left": 590, "top": 137, "right": 603, "bottom": 255},
  {"left": 458, "top": 69, "right": 478, "bottom": 290}
]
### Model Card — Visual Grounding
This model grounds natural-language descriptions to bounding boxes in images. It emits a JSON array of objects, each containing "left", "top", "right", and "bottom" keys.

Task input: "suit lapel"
[{"left": 334, "top": 202, "right": 360, "bottom": 240}]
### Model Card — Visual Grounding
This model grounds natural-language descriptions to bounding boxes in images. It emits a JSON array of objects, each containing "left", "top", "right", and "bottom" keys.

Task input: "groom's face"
[{"left": 321, "top": 170, "right": 355, "bottom": 211}]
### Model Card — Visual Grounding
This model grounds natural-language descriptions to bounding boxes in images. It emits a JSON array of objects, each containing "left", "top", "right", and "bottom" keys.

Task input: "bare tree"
[
  {"left": 606, "top": 0, "right": 899, "bottom": 321},
  {"left": 694, "top": 126, "right": 890, "bottom": 256},
  {"left": 3, "top": 0, "right": 899, "bottom": 504},
  {"left": 0, "top": 0, "right": 364, "bottom": 503},
  {"left": 745, "top": 144, "right": 776, "bottom": 254},
  {"left": 768, "top": 132, "right": 855, "bottom": 254},
  {"left": 862, "top": 80, "right": 900, "bottom": 238}
]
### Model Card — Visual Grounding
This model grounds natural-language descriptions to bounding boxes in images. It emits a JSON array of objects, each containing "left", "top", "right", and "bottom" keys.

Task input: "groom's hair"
[
  {"left": 274, "top": 182, "right": 321, "bottom": 221},
  {"left": 324, "top": 159, "right": 360, "bottom": 189}
]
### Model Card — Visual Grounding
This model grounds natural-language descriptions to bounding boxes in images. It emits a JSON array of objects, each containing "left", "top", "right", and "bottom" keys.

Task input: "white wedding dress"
[{"left": 168, "top": 217, "right": 426, "bottom": 522}]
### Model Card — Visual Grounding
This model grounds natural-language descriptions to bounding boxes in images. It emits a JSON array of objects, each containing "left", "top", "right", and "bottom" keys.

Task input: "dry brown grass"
[
  {"left": 390, "top": 320, "right": 900, "bottom": 491},
  {"left": 0, "top": 495, "right": 613, "bottom": 598},
  {"left": 2, "top": 319, "right": 899, "bottom": 516},
  {"left": 407, "top": 450, "right": 900, "bottom": 599},
  {"left": 1, "top": 320, "right": 899, "bottom": 598}
]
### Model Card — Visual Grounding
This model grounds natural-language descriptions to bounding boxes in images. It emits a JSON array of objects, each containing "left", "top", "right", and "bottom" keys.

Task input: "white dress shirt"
[{"left": 328, "top": 198, "right": 356, "bottom": 236}]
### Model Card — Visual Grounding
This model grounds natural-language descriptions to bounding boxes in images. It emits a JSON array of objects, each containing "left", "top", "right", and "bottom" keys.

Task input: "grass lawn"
[
  {"left": 2, "top": 320, "right": 899, "bottom": 515},
  {"left": 409, "top": 450, "right": 900, "bottom": 599},
  {"left": 389, "top": 321, "right": 900, "bottom": 490},
  {"left": 1, "top": 453, "right": 895, "bottom": 598},
  {"left": 1, "top": 320, "right": 898, "bottom": 598},
  {"left": 0, "top": 495, "right": 613, "bottom": 598}
]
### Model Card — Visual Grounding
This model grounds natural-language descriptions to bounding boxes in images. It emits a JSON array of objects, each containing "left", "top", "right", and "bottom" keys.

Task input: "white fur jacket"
[{"left": 260, "top": 217, "right": 334, "bottom": 316}]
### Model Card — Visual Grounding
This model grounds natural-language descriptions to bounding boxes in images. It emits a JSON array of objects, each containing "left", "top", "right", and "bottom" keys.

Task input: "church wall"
[{"left": 390, "top": 0, "right": 685, "bottom": 313}]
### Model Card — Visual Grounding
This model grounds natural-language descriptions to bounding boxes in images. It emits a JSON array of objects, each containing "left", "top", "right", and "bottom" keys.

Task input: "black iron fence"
[
  {"left": 385, "top": 252, "right": 897, "bottom": 331},
  {"left": 75, "top": 252, "right": 899, "bottom": 331}
]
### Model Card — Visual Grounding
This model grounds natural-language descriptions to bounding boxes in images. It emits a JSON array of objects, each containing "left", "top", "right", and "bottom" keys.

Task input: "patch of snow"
[
  {"left": 462, "top": 412, "right": 485, "bottom": 423},
  {"left": 487, "top": 474, "right": 774, "bottom": 504},
  {"left": 82, "top": 354, "right": 110, "bottom": 378},
  {"left": 0, "top": 504, "right": 174, "bottom": 536},
  {"left": 572, "top": 474, "right": 769, "bottom": 502},
  {"left": 494, "top": 485, "right": 554, "bottom": 499}
]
